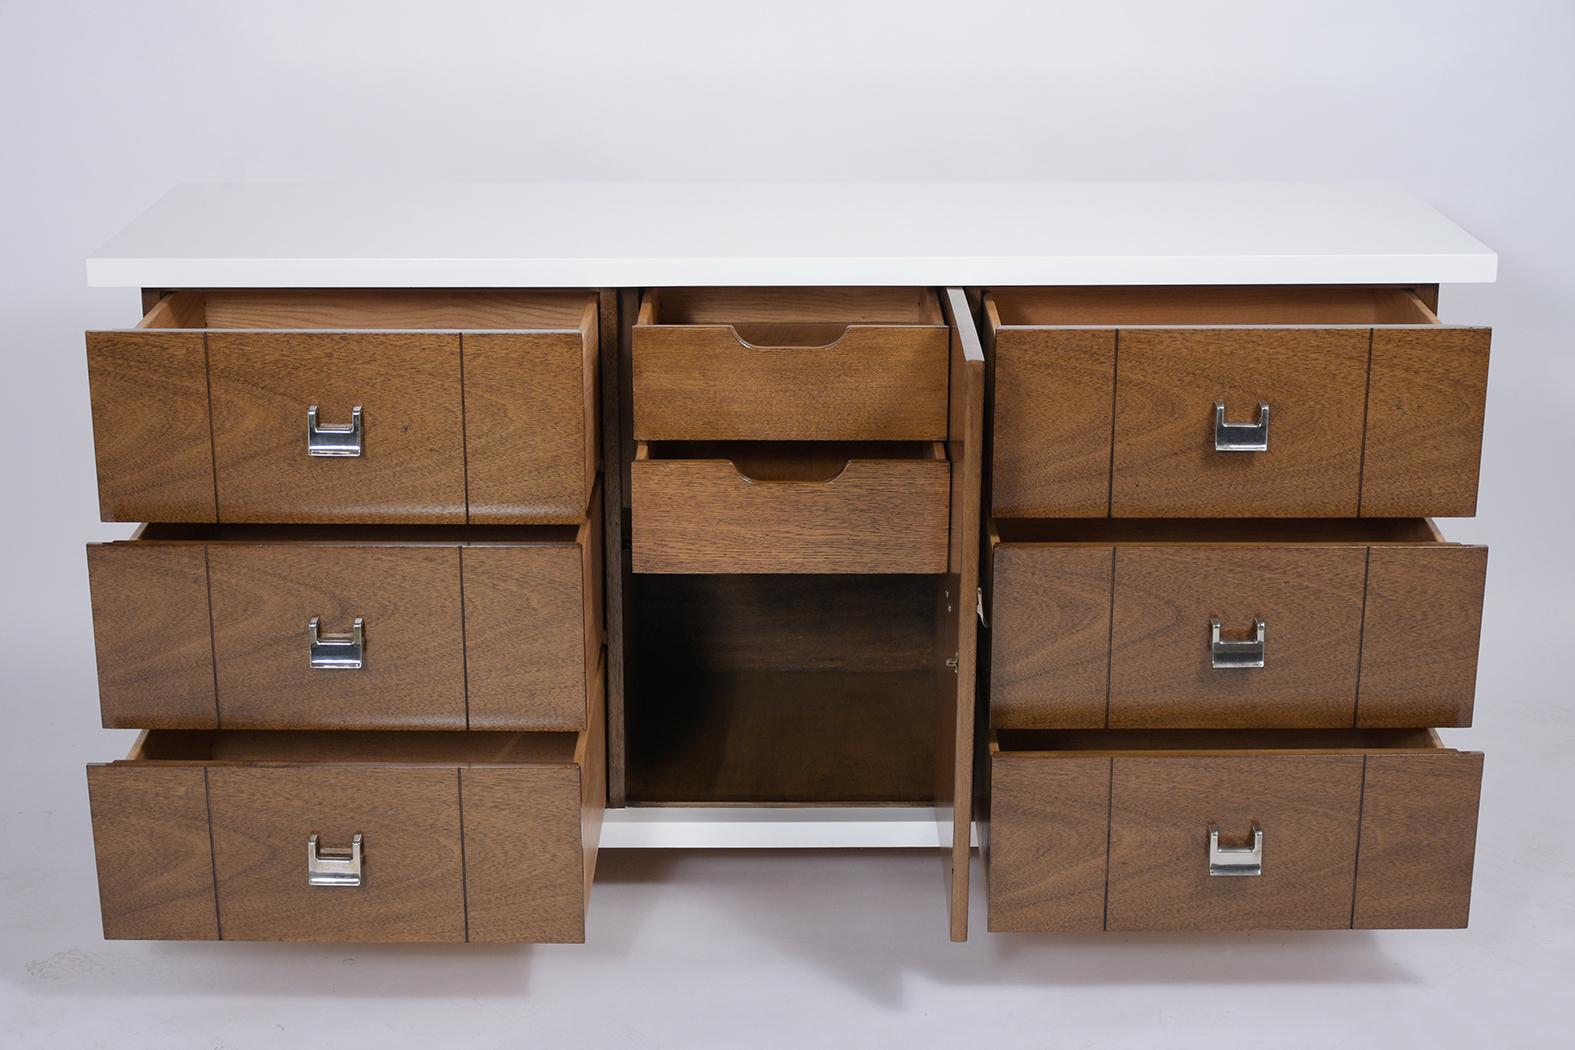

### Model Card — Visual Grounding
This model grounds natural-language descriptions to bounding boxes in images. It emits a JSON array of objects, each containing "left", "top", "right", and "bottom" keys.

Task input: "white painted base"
[{"left": 600, "top": 806, "right": 981, "bottom": 849}]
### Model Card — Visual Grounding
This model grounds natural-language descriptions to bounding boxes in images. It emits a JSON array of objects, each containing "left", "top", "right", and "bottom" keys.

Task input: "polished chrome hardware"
[
  {"left": 1208, "top": 824, "right": 1263, "bottom": 876},
  {"left": 976, "top": 586, "right": 989, "bottom": 629},
  {"left": 307, "top": 404, "right": 363, "bottom": 457},
  {"left": 307, "top": 833, "right": 363, "bottom": 887},
  {"left": 1210, "top": 616, "right": 1265, "bottom": 669},
  {"left": 308, "top": 616, "right": 364, "bottom": 670},
  {"left": 1214, "top": 400, "right": 1270, "bottom": 452}
]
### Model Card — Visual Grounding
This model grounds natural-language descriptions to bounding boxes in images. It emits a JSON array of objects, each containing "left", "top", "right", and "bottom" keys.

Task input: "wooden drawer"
[
  {"left": 86, "top": 681, "right": 604, "bottom": 943},
  {"left": 632, "top": 288, "right": 949, "bottom": 441},
  {"left": 87, "top": 504, "right": 603, "bottom": 731},
  {"left": 985, "top": 287, "right": 1490, "bottom": 518},
  {"left": 630, "top": 441, "right": 950, "bottom": 573},
  {"left": 986, "top": 728, "right": 1483, "bottom": 932},
  {"left": 85, "top": 289, "right": 598, "bottom": 524},
  {"left": 988, "top": 519, "right": 1486, "bottom": 729}
]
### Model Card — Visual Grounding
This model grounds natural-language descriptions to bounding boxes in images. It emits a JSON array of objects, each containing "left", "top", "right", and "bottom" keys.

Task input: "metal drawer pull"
[
  {"left": 1210, "top": 616, "right": 1265, "bottom": 669},
  {"left": 307, "top": 404, "right": 363, "bottom": 457},
  {"left": 307, "top": 833, "right": 364, "bottom": 887},
  {"left": 308, "top": 616, "right": 364, "bottom": 670},
  {"left": 1214, "top": 400, "right": 1270, "bottom": 452},
  {"left": 1208, "top": 824, "right": 1263, "bottom": 876}
]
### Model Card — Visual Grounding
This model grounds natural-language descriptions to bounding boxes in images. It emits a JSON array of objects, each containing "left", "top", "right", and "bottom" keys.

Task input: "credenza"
[{"left": 80, "top": 182, "right": 1496, "bottom": 942}]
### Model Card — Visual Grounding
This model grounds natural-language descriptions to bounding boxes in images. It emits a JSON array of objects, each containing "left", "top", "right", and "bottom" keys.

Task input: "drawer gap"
[
  {"left": 993, "top": 516, "right": 1447, "bottom": 546},
  {"left": 994, "top": 727, "right": 1450, "bottom": 756},
  {"left": 989, "top": 286, "right": 1439, "bottom": 327},
  {"left": 139, "top": 289, "right": 592, "bottom": 330},
  {"left": 123, "top": 729, "right": 580, "bottom": 766}
]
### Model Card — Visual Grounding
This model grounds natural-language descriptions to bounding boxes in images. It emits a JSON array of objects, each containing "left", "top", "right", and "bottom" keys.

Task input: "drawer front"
[
  {"left": 990, "top": 534, "right": 1486, "bottom": 729},
  {"left": 88, "top": 530, "right": 601, "bottom": 731},
  {"left": 208, "top": 332, "right": 467, "bottom": 524},
  {"left": 988, "top": 308, "right": 1491, "bottom": 519},
  {"left": 208, "top": 766, "right": 467, "bottom": 942},
  {"left": 987, "top": 744, "right": 1483, "bottom": 932},
  {"left": 631, "top": 448, "right": 950, "bottom": 574}
]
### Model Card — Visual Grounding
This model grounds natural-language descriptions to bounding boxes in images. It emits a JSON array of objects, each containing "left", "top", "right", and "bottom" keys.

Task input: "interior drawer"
[
  {"left": 85, "top": 669, "right": 604, "bottom": 943},
  {"left": 985, "top": 286, "right": 1490, "bottom": 518},
  {"left": 988, "top": 518, "right": 1487, "bottom": 730},
  {"left": 630, "top": 441, "right": 950, "bottom": 573},
  {"left": 632, "top": 287, "right": 949, "bottom": 441},
  {"left": 86, "top": 504, "right": 603, "bottom": 731},
  {"left": 85, "top": 289, "right": 599, "bottom": 524},
  {"left": 986, "top": 728, "right": 1483, "bottom": 932}
]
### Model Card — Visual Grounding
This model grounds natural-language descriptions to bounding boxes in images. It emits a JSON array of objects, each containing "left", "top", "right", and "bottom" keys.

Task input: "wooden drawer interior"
[
  {"left": 987, "top": 727, "right": 1483, "bottom": 932},
  {"left": 988, "top": 285, "right": 1440, "bottom": 326},
  {"left": 139, "top": 288, "right": 593, "bottom": 330},
  {"left": 639, "top": 286, "right": 944, "bottom": 339}
]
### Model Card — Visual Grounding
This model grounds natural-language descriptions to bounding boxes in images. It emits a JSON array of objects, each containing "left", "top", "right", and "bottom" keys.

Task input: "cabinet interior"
[{"left": 989, "top": 285, "right": 1440, "bottom": 326}]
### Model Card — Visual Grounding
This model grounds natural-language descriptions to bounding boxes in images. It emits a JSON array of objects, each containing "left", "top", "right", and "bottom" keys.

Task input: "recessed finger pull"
[
  {"left": 1208, "top": 824, "right": 1263, "bottom": 877},
  {"left": 307, "top": 404, "right": 363, "bottom": 457},
  {"left": 1214, "top": 400, "right": 1270, "bottom": 452},
  {"left": 308, "top": 616, "right": 364, "bottom": 670},
  {"left": 1210, "top": 616, "right": 1265, "bottom": 669},
  {"left": 307, "top": 833, "right": 363, "bottom": 887}
]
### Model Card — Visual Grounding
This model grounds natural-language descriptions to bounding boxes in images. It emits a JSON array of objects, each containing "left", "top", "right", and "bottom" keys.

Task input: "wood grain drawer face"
[
  {"left": 986, "top": 730, "right": 1483, "bottom": 932},
  {"left": 633, "top": 288, "right": 949, "bottom": 441},
  {"left": 989, "top": 519, "right": 1487, "bottom": 730},
  {"left": 87, "top": 511, "right": 602, "bottom": 731},
  {"left": 986, "top": 287, "right": 1490, "bottom": 518},
  {"left": 631, "top": 441, "right": 950, "bottom": 573},
  {"left": 86, "top": 689, "right": 604, "bottom": 943},
  {"left": 85, "top": 290, "right": 598, "bottom": 525}
]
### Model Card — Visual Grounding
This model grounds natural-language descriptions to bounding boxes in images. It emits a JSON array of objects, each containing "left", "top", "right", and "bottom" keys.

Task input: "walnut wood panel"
[
  {"left": 1112, "top": 546, "right": 1367, "bottom": 727},
  {"left": 987, "top": 753, "right": 1110, "bottom": 933},
  {"left": 990, "top": 544, "right": 1112, "bottom": 728},
  {"left": 1358, "top": 544, "right": 1487, "bottom": 727},
  {"left": 464, "top": 662, "right": 603, "bottom": 942},
  {"left": 86, "top": 764, "right": 218, "bottom": 940},
  {"left": 207, "top": 331, "right": 466, "bottom": 523},
  {"left": 988, "top": 322, "right": 1115, "bottom": 517},
  {"left": 463, "top": 310, "right": 598, "bottom": 524},
  {"left": 633, "top": 289, "right": 949, "bottom": 441},
  {"left": 1112, "top": 329, "right": 1370, "bottom": 516},
  {"left": 630, "top": 446, "right": 950, "bottom": 574},
  {"left": 1353, "top": 751, "right": 1483, "bottom": 928},
  {"left": 85, "top": 330, "right": 216, "bottom": 522},
  {"left": 87, "top": 542, "right": 216, "bottom": 728},
  {"left": 936, "top": 287, "right": 984, "bottom": 941},
  {"left": 1361, "top": 326, "right": 1491, "bottom": 517},
  {"left": 464, "top": 511, "right": 602, "bottom": 731},
  {"left": 207, "top": 545, "right": 466, "bottom": 730},
  {"left": 1106, "top": 754, "right": 1365, "bottom": 930},
  {"left": 207, "top": 766, "right": 467, "bottom": 942}
]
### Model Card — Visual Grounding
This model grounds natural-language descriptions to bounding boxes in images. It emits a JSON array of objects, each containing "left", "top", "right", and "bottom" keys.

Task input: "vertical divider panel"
[{"left": 937, "top": 288, "right": 985, "bottom": 941}]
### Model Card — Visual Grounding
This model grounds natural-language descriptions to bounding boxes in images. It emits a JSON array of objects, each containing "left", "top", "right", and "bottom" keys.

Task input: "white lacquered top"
[{"left": 86, "top": 182, "right": 1496, "bottom": 289}]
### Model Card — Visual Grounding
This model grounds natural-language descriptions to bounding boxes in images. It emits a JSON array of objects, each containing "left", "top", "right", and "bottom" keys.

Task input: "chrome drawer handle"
[
  {"left": 1210, "top": 616, "right": 1265, "bottom": 669},
  {"left": 1209, "top": 824, "right": 1263, "bottom": 877},
  {"left": 1214, "top": 400, "right": 1270, "bottom": 452},
  {"left": 307, "top": 833, "right": 363, "bottom": 887},
  {"left": 307, "top": 404, "right": 363, "bottom": 457},
  {"left": 308, "top": 616, "right": 364, "bottom": 670}
]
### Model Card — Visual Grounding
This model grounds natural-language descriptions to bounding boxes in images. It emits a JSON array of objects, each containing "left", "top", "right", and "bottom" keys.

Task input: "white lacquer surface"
[{"left": 87, "top": 181, "right": 1497, "bottom": 288}]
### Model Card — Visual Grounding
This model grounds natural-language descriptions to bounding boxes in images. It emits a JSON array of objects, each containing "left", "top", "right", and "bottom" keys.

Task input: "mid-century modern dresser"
[{"left": 79, "top": 183, "right": 1494, "bottom": 942}]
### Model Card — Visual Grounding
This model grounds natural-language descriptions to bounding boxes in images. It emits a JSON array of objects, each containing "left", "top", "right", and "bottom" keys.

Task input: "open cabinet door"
[{"left": 937, "top": 287, "right": 984, "bottom": 941}]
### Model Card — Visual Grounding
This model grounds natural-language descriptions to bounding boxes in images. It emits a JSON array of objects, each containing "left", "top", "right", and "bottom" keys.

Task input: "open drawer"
[
  {"left": 85, "top": 289, "right": 598, "bottom": 524},
  {"left": 984, "top": 286, "right": 1490, "bottom": 518},
  {"left": 633, "top": 287, "right": 949, "bottom": 441},
  {"left": 986, "top": 728, "right": 1483, "bottom": 932},
  {"left": 86, "top": 668, "right": 604, "bottom": 944},
  {"left": 630, "top": 441, "right": 950, "bottom": 573},
  {"left": 988, "top": 518, "right": 1487, "bottom": 729}
]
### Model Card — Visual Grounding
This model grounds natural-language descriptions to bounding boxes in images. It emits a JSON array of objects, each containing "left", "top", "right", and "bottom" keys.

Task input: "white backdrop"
[{"left": 2, "top": 2, "right": 1572, "bottom": 1047}]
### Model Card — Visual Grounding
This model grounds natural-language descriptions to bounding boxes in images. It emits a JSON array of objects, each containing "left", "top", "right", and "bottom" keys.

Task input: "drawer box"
[
  {"left": 985, "top": 286, "right": 1491, "bottom": 518},
  {"left": 630, "top": 441, "right": 950, "bottom": 574},
  {"left": 87, "top": 506, "right": 603, "bottom": 731},
  {"left": 989, "top": 519, "right": 1486, "bottom": 729},
  {"left": 85, "top": 289, "right": 598, "bottom": 524},
  {"left": 86, "top": 687, "right": 604, "bottom": 943},
  {"left": 986, "top": 728, "right": 1483, "bottom": 931},
  {"left": 633, "top": 288, "right": 949, "bottom": 441}
]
